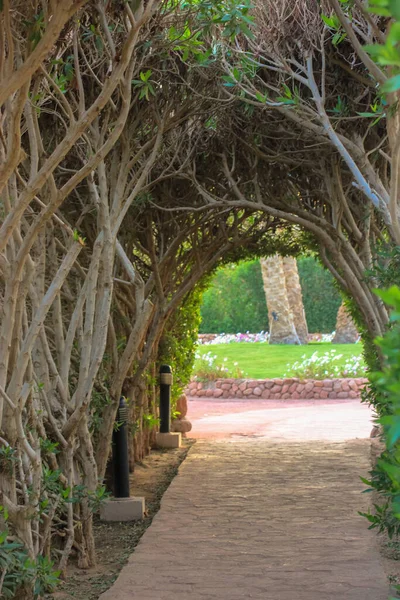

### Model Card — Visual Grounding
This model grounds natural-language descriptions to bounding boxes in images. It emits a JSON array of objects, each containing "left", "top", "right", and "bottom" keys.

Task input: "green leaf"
[
  {"left": 360, "top": 476, "right": 373, "bottom": 486},
  {"left": 382, "top": 74, "right": 400, "bottom": 94},
  {"left": 238, "top": 22, "right": 255, "bottom": 39},
  {"left": 282, "top": 83, "right": 292, "bottom": 98},
  {"left": 221, "top": 75, "right": 235, "bottom": 87},
  {"left": 357, "top": 112, "right": 379, "bottom": 117},
  {"left": 368, "top": 0, "right": 391, "bottom": 16},
  {"left": 369, "top": 7, "right": 391, "bottom": 16},
  {"left": 365, "top": 43, "right": 400, "bottom": 66},
  {"left": 378, "top": 459, "right": 400, "bottom": 482},
  {"left": 321, "top": 14, "right": 335, "bottom": 28},
  {"left": 276, "top": 96, "right": 296, "bottom": 105},
  {"left": 233, "top": 67, "right": 241, "bottom": 81},
  {"left": 333, "top": 31, "right": 347, "bottom": 46},
  {"left": 147, "top": 82, "right": 156, "bottom": 97},
  {"left": 374, "top": 286, "right": 400, "bottom": 307},
  {"left": 387, "top": 22, "right": 400, "bottom": 45},
  {"left": 389, "top": 0, "right": 400, "bottom": 20},
  {"left": 321, "top": 13, "right": 340, "bottom": 30},
  {"left": 139, "top": 70, "right": 152, "bottom": 82},
  {"left": 64, "top": 62, "right": 74, "bottom": 81},
  {"left": 0, "top": 505, "right": 9, "bottom": 521},
  {"left": 95, "top": 35, "right": 104, "bottom": 53},
  {"left": 255, "top": 91, "right": 266, "bottom": 103},
  {"left": 332, "top": 95, "right": 346, "bottom": 114}
]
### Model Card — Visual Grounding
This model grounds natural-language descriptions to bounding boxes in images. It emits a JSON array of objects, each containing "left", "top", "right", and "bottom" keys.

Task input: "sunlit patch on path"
[{"left": 188, "top": 397, "right": 374, "bottom": 442}]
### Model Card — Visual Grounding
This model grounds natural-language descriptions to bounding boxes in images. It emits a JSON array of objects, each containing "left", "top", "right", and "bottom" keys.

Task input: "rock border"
[{"left": 186, "top": 377, "right": 368, "bottom": 400}]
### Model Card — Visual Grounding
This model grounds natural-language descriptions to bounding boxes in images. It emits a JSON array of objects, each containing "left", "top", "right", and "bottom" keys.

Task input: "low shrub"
[
  {"left": 192, "top": 351, "right": 244, "bottom": 381},
  {"left": 0, "top": 528, "right": 60, "bottom": 599},
  {"left": 359, "top": 287, "right": 400, "bottom": 586},
  {"left": 284, "top": 350, "right": 366, "bottom": 380}
]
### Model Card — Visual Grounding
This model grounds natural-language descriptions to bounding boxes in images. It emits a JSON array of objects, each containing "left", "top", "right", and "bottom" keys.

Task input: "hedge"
[{"left": 199, "top": 257, "right": 341, "bottom": 334}]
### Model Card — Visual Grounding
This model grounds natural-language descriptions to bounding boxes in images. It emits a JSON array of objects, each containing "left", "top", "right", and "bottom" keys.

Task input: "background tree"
[
  {"left": 260, "top": 255, "right": 300, "bottom": 344},
  {"left": 199, "top": 256, "right": 342, "bottom": 334},
  {"left": 298, "top": 257, "right": 342, "bottom": 333},
  {"left": 199, "top": 260, "right": 269, "bottom": 333},
  {"left": 282, "top": 257, "right": 308, "bottom": 344},
  {"left": 333, "top": 303, "right": 360, "bottom": 343}
]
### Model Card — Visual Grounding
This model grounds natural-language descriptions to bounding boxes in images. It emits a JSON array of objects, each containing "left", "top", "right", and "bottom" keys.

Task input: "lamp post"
[
  {"left": 112, "top": 396, "right": 130, "bottom": 498},
  {"left": 156, "top": 365, "right": 181, "bottom": 449},
  {"left": 100, "top": 396, "right": 145, "bottom": 521},
  {"left": 159, "top": 364, "right": 173, "bottom": 434}
]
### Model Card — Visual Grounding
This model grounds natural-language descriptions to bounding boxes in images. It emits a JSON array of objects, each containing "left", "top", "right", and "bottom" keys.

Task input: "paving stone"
[{"left": 100, "top": 438, "right": 388, "bottom": 600}]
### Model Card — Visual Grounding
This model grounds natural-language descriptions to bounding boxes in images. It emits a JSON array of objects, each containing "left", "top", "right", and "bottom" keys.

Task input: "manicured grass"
[{"left": 195, "top": 342, "right": 364, "bottom": 379}]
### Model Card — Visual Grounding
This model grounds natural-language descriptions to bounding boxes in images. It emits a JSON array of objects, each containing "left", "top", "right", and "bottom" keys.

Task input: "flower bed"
[
  {"left": 198, "top": 332, "right": 269, "bottom": 344},
  {"left": 284, "top": 349, "right": 366, "bottom": 379},
  {"left": 197, "top": 332, "right": 346, "bottom": 345},
  {"left": 186, "top": 377, "right": 368, "bottom": 400}
]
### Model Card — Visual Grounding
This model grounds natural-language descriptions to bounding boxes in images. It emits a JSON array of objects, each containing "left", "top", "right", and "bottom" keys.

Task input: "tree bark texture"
[
  {"left": 282, "top": 256, "right": 309, "bottom": 345},
  {"left": 333, "top": 302, "right": 359, "bottom": 344},
  {"left": 260, "top": 256, "right": 300, "bottom": 344}
]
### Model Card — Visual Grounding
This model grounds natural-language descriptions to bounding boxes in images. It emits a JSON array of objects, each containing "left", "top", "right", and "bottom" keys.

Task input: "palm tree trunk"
[
  {"left": 282, "top": 256, "right": 308, "bottom": 345},
  {"left": 332, "top": 302, "right": 359, "bottom": 343},
  {"left": 260, "top": 255, "right": 300, "bottom": 344}
]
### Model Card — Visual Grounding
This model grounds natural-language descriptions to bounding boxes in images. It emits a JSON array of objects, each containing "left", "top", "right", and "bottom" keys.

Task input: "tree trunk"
[
  {"left": 260, "top": 256, "right": 300, "bottom": 344},
  {"left": 332, "top": 302, "right": 359, "bottom": 344},
  {"left": 282, "top": 256, "right": 308, "bottom": 344}
]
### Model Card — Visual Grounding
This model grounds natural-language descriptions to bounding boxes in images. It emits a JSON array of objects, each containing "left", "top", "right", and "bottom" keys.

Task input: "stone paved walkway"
[
  {"left": 100, "top": 435, "right": 388, "bottom": 599},
  {"left": 187, "top": 397, "right": 374, "bottom": 441}
]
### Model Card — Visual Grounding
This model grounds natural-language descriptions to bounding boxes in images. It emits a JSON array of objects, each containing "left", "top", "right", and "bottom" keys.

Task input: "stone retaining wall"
[{"left": 186, "top": 377, "right": 368, "bottom": 400}]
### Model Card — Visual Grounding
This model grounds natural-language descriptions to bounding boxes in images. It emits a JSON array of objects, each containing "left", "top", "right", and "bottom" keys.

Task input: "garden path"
[
  {"left": 187, "top": 396, "right": 373, "bottom": 441},
  {"left": 99, "top": 399, "right": 388, "bottom": 600}
]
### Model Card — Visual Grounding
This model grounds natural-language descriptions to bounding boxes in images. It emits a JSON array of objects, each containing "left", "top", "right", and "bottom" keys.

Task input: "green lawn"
[{"left": 195, "top": 342, "right": 364, "bottom": 379}]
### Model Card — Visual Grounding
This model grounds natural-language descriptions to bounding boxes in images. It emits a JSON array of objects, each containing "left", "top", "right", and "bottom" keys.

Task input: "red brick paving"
[{"left": 99, "top": 398, "right": 388, "bottom": 600}]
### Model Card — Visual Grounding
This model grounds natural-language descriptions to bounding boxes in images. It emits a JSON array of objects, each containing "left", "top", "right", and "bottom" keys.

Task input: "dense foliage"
[
  {"left": 192, "top": 350, "right": 244, "bottom": 382},
  {"left": 298, "top": 258, "right": 342, "bottom": 333},
  {"left": 158, "top": 286, "right": 205, "bottom": 407},
  {"left": 1, "top": 0, "right": 400, "bottom": 595},
  {"left": 200, "top": 260, "right": 268, "bottom": 333},
  {"left": 200, "top": 257, "right": 341, "bottom": 334},
  {"left": 360, "top": 288, "right": 400, "bottom": 593}
]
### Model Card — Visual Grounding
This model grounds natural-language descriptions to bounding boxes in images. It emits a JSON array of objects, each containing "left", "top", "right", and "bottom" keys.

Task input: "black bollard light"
[
  {"left": 112, "top": 397, "right": 130, "bottom": 498},
  {"left": 159, "top": 365, "right": 173, "bottom": 433}
]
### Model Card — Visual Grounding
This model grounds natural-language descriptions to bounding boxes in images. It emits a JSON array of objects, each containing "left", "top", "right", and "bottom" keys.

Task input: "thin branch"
[{"left": 328, "top": 0, "right": 386, "bottom": 84}]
